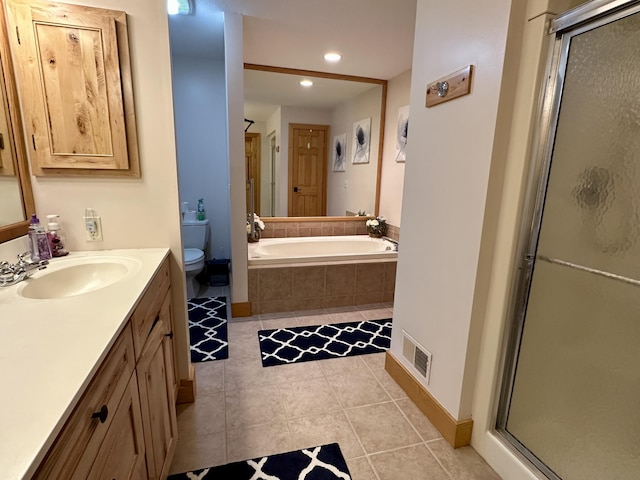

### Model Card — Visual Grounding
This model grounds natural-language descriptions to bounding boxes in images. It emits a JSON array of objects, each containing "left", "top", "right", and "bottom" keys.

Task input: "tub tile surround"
[
  {"left": 249, "top": 261, "right": 397, "bottom": 314},
  {"left": 260, "top": 218, "right": 400, "bottom": 242}
]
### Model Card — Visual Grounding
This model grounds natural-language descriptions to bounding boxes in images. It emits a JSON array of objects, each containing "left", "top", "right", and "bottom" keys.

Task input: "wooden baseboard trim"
[
  {"left": 176, "top": 363, "right": 196, "bottom": 405},
  {"left": 385, "top": 351, "right": 473, "bottom": 448},
  {"left": 231, "top": 301, "right": 252, "bottom": 317}
]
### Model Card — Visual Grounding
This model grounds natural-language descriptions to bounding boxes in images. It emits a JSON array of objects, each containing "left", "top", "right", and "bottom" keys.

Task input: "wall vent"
[{"left": 402, "top": 331, "right": 432, "bottom": 384}]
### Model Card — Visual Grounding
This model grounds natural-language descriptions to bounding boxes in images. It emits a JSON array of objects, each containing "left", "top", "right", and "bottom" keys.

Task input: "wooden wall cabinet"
[
  {"left": 33, "top": 258, "right": 177, "bottom": 479},
  {"left": 5, "top": 0, "right": 139, "bottom": 176}
]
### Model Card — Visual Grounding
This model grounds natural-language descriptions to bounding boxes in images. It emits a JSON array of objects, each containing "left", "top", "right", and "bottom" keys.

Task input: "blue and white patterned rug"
[
  {"left": 258, "top": 319, "right": 392, "bottom": 367},
  {"left": 168, "top": 443, "right": 351, "bottom": 480},
  {"left": 188, "top": 296, "right": 228, "bottom": 362}
]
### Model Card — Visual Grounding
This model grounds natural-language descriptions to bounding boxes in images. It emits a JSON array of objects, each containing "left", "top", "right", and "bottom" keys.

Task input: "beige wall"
[
  {"left": 266, "top": 107, "right": 283, "bottom": 216},
  {"left": 225, "top": 12, "right": 250, "bottom": 306},
  {"left": 390, "top": 0, "right": 513, "bottom": 420},
  {"left": 0, "top": 177, "right": 22, "bottom": 226},
  {"left": 379, "top": 69, "right": 411, "bottom": 226},
  {"left": 327, "top": 86, "right": 382, "bottom": 216},
  {"left": 1, "top": 0, "right": 190, "bottom": 380}
]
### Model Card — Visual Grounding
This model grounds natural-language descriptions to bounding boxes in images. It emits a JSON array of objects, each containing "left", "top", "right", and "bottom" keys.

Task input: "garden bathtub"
[{"left": 247, "top": 235, "right": 398, "bottom": 266}]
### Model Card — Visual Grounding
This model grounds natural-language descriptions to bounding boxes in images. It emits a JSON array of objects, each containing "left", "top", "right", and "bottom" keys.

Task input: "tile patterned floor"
[{"left": 170, "top": 291, "right": 500, "bottom": 480}]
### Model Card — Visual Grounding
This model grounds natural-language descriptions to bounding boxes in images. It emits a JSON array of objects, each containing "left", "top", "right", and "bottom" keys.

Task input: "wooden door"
[
  {"left": 136, "top": 295, "right": 178, "bottom": 480},
  {"left": 6, "top": 0, "right": 139, "bottom": 176},
  {"left": 288, "top": 124, "right": 328, "bottom": 216},
  {"left": 245, "top": 132, "right": 261, "bottom": 214}
]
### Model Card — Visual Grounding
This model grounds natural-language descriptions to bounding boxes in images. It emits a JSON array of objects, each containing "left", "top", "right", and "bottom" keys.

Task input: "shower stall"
[{"left": 497, "top": 1, "right": 640, "bottom": 479}]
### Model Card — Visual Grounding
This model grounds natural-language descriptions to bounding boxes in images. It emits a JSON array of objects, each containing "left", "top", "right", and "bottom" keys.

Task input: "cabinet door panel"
[
  {"left": 6, "top": 0, "right": 139, "bottom": 175},
  {"left": 34, "top": 325, "right": 135, "bottom": 480},
  {"left": 137, "top": 294, "right": 178, "bottom": 479},
  {"left": 130, "top": 259, "right": 170, "bottom": 359},
  {"left": 34, "top": 20, "right": 119, "bottom": 158},
  {"left": 88, "top": 374, "right": 147, "bottom": 480}
]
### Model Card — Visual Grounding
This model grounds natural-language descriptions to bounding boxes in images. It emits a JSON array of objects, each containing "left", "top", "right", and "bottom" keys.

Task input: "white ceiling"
[
  {"left": 243, "top": 69, "right": 383, "bottom": 122},
  {"left": 168, "top": 0, "right": 417, "bottom": 122},
  {"left": 168, "top": 0, "right": 417, "bottom": 80}
]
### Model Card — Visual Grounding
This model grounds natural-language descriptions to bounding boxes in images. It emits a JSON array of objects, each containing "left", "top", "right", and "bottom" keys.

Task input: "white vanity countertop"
[{"left": 0, "top": 248, "right": 170, "bottom": 480}]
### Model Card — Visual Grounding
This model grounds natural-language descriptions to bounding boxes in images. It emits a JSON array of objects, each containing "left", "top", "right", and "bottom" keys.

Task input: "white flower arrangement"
[
  {"left": 365, "top": 216, "right": 387, "bottom": 236},
  {"left": 246, "top": 213, "right": 265, "bottom": 233}
]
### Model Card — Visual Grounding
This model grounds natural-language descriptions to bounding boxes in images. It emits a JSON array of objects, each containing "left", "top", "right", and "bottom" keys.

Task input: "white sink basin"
[{"left": 18, "top": 257, "right": 141, "bottom": 299}]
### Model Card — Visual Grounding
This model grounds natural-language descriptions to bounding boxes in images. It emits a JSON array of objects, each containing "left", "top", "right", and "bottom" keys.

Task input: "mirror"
[
  {"left": 0, "top": 7, "right": 35, "bottom": 244},
  {"left": 244, "top": 64, "right": 386, "bottom": 219}
]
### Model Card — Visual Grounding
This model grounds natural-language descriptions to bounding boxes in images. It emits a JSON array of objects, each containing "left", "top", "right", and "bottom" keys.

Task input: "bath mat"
[
  {"left": 188, "top": 296, "right": 228, "bottom": 362},
  {"left": 168, "top": 443, "right": 351, "bottom": 480},
  {"left": 258, "top": 318, "right": 391, "bottom": 367}
]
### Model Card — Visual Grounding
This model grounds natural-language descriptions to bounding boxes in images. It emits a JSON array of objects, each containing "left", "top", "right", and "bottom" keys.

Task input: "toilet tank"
[{"left": 182, "top": 219, "right": 209, "bottom": 249}]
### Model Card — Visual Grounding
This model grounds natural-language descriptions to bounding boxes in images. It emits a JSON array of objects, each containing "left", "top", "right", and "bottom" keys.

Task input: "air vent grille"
[
  {"left": 401, "top": 331, "right": 432, "bottom": 384},
  {"left": 414, "top": 347, "right": 429, "bottom": 377}
]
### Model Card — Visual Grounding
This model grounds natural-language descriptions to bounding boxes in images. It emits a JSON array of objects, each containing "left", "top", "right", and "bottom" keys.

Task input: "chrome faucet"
[
  {"left": 383, "top": 237, "right": 399, "bottom": 252},
  {"left": 0, "top": 252, "right": 48, "bottom": 287}
]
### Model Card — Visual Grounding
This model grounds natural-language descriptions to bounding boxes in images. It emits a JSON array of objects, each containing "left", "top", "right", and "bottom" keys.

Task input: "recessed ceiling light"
[
  {"left": 324, "top": 52, "right": 342, "bottom": 62},
  {"left": 167, "top": 0, "right": 193, "bottom": 15},
  {"left": 300, "top": 79, "right": 314, "bottom": 87}
]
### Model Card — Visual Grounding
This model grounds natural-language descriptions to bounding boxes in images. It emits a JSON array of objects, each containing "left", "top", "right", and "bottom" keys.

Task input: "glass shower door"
[{"left": 499, "top": 4, "right": 640, "bottom": 480}]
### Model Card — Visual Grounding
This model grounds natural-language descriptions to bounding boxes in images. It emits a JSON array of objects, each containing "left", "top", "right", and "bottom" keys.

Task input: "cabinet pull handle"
[
  {"left": 165, "top": 331, "right": 174, "bottom": 339},
  {"left": 91, "top": 405, "right": 109, "bottom": 424}
]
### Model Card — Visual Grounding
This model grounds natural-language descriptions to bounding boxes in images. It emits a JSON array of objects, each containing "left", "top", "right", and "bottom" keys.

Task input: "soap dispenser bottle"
[
  {"left": 46, "top": 215, "right": 69, "bottom": 257},
  {"left": 28, "top": 214, "right": 51, "bottom": 261},
  {"left": 197, "top": 198, "right": 206, "bottom": 221}
]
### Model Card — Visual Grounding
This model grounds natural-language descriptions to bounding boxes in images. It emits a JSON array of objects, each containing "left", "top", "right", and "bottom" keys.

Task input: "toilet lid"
[{"left": 184, "top": 248, "right": 204, "bottom": 265}]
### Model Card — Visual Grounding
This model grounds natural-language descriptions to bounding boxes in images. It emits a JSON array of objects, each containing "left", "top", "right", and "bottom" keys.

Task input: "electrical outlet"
[{"left": 84, "top": 216, "right": 103, "bottom": 241}]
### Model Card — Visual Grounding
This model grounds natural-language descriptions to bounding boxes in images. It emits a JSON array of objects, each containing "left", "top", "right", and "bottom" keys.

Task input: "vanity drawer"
[
  {"left": 34, "top": 324, "right": 136, "bottom": 480},
  {"left": 130, "top": 258, "right": 170, "bottom": 359}
]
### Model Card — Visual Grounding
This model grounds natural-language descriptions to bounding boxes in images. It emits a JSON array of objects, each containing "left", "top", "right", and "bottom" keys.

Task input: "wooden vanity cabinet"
[
  {"left": 33, "top": 323, "right": 138, "bottom": 480},
  {"left": 32, "top": 258, "right": 178, "bottom": 480}
]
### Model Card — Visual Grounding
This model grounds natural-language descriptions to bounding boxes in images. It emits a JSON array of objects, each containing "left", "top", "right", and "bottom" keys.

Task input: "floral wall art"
[
  {"left": 395, "top": 105, "right": 409, "bottom": 162},
  {"left": 332, "top": 133, "right": 347, "bottom": 172},
  {"left": 351, "top": 117, "right": 371, "bottom": 164}
]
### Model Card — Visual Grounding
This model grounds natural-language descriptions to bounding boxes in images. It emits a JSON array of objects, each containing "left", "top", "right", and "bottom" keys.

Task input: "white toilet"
[{"left": 182, "top": 218, "right": 209, "bottom": 299}]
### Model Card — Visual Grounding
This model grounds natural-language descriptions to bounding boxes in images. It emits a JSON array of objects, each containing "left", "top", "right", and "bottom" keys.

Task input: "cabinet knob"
[
  {"left": 165, "top": 331, "right": 174, "bottom": 339},
  {"left": 91, "top": 405, "right": 109, "bottom": 424}
]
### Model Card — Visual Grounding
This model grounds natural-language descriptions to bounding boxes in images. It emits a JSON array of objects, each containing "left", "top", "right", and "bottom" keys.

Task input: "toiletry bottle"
[
  {"left": 197, "top": 198, "right": 206, "bottom": 220},
  {"left": 46, "top": 215, "right": 69, "bottom": 257},
  {"left": 28, "top": 214, "right": 51, "bottom": 261}
]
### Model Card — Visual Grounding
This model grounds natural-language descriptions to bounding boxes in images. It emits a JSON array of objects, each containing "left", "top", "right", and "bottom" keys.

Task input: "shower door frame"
[{"left": 495, "top": 1, "right": 640, "bottom": 479}]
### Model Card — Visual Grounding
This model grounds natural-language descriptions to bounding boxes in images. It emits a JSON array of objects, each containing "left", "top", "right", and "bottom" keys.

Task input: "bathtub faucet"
[{"left": 383, "top": 237, "right": 399, "bottom": 252}]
